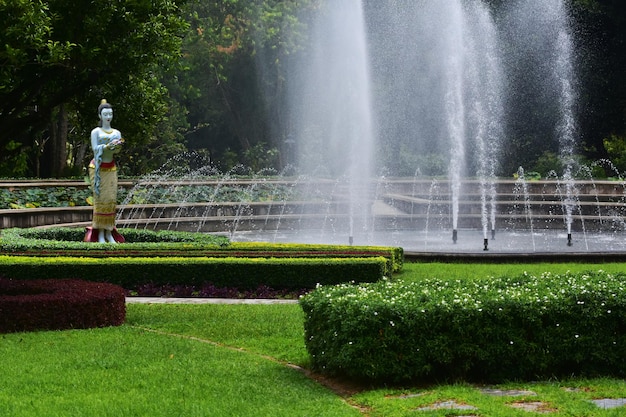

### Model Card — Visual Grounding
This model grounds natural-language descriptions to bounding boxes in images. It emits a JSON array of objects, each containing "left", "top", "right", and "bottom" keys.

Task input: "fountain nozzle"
[
  {"left": 349, "top": 236, "right": 353, "bottom": 245},
  {"left": 491, "top": 229, "right": 496, "bottom": 240},
  {"left": 483, "top": 238, "right": 489, "bottom": 251},
  {"left": 567, "top": 233, "right": 572, "bottom": 246},
  {"left": 452, "top": 229, "right": 458, "bottom": 244}
]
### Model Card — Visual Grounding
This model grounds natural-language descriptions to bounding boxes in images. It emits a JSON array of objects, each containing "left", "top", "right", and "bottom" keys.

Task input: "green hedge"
[
  {"left": 300, "top": 271, "right": 626, "bottom": 383},
  {"left": 0, "top": 227, "right": 403, "bottom": 275},
  {"left": 0, "top": 256, "right": 387, "bottom": 290},
  {"left": 0, "top": 227, "right": 230, "bottom": 250}
]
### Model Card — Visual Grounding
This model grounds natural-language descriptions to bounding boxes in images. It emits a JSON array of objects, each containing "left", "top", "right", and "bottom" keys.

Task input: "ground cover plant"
[{"left": 2, "top": 261, "right": 626, "bottom": 416}]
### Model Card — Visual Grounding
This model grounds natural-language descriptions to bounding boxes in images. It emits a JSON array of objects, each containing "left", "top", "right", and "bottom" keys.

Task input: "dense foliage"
[
  {"left": 0, "top": 0, "right": 189, "bottom": 177},
  {"left": 300, "top": 270, "right": 626, "bottom": 383},
  {"left": 0, "top": 0, "right": 624, "bottom": 178}
]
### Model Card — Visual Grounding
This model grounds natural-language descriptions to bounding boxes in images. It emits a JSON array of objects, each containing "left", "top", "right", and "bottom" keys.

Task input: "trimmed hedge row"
[
  {"left": 0, "top": 256, "right": 388, "bottom": 290},
  {"left": 0, "top": 227, "right": 229, "bottom": 250},
  {"left": 0, "top": 227, "right": 403, "bottom": 275},
  {"left": 0, "top": 278, "right": 126, "bottom": 333},
  {"left": 300, "top": 270, "right": 626, "bottom": 383}
]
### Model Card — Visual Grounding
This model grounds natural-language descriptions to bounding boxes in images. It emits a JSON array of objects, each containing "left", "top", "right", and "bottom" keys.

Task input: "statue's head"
[{"left": 98, "top": 99, "right": 113, "bottom": 124}]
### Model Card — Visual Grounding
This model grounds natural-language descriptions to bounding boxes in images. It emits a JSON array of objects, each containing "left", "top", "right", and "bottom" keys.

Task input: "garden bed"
[
  {"left": 0, "top": 227, "right": 398, "bottom": 293},
  {"left": 0, "top": 227, "right": 402, "bottom": 275}
]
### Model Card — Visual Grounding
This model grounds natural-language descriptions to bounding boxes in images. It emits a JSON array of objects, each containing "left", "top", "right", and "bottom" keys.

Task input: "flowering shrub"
[
  {"left": 300, "top": 270, "right": 626, "bottom": 383},
  {"left": 0, "top": 278, "right": 126, "bottom": 333}
]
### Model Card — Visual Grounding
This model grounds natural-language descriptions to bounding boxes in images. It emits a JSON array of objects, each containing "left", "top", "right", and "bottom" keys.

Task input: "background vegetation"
[{"left": 1, "top": 0, "right": 624, "bottom": 178}]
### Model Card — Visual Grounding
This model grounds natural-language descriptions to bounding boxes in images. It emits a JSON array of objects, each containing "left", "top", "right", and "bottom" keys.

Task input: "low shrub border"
[
  {"left": 300, "top": 270, "right": 626, "bottom": 383},
  {"left": 0, "top": 227, "right": 403, "bottom": 274},
  {"left": 0, "top": 256, "right": 388, "bottom": 290},
  {"left": 0, "top": 278, "right": 126, "bottom": 333},
  {"left": 0, "top": 227, "right": 230, "bottom": 251}
]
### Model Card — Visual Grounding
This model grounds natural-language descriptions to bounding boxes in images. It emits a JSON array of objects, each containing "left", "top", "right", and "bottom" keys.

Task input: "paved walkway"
[{"left": 126, "top": 297, "right": 298, "bottom": 304}]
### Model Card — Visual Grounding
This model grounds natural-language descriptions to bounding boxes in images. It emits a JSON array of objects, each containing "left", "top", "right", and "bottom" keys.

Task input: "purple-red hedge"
[{"left": 0, "top": 278, "right": 126, "bottom": 333}]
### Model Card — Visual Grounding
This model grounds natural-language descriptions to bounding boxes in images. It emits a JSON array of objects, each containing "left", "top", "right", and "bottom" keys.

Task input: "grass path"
[{"left": 0, "top": 310, "right": 361, "bottom": 417}]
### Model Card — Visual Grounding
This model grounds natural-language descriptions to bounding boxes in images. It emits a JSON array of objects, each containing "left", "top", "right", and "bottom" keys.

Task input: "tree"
[
  {"left": 571, "top": 0, "right": 626, "bottom": 170},
  {"left": 173, "top": 0, "right": 317, "bottom": 172},
  {"left": 0, "top": 0, "right": 188, "bottom": 176}
]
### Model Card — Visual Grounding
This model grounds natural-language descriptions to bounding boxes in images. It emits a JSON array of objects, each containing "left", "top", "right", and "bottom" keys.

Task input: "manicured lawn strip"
[
  {"left": 0, "top": 324, "right": 360, "bottom": 417},
  {"left": 126, "top": 303, "right": 310, "bottom": 365},
  {"left": 398, "top": 261, "right": 626, "bottom": 282}
]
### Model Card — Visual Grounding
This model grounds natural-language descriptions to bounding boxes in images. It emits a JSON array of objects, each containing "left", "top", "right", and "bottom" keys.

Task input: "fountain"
[
  {"left": 110, "top": 0, "right": 626, "bottom": 256},
  {"left": 287, "top": 0, "right": 374, "bottom": 246},
  {"left": 282, "top": 0, "right": 531, "bottom": 249}
]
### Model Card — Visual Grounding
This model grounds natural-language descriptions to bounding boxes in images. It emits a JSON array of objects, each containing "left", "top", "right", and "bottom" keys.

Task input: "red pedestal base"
[{"left": 83, "top": 227, "right": 125, "bottom": 243}]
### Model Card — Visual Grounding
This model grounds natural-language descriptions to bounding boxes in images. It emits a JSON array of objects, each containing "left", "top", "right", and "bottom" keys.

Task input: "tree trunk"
[{"left": 48, "top": 104, "right": 68, "bottom": 177}]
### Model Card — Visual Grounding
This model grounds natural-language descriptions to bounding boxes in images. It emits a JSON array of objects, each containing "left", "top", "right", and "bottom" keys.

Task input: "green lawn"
[
  {"left": 0, "top": 314, "right": 359, "bottom": 417},
  {"left": 1, "top": 261, "right": 625, "bottom": 416}
]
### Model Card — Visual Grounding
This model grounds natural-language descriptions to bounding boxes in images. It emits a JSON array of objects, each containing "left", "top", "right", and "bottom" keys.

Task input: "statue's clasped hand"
[{"left": 108, "top": 138, "right": 124, "bottom": 151}]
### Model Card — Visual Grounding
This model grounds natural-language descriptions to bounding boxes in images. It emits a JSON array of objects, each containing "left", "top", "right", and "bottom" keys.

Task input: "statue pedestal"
[{"left": 83, "top": 227, "right": 125, "bottom": 243}]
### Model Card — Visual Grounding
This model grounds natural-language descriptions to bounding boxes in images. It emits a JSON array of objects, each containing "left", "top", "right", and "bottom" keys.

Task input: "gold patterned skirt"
[{"left": 89, "top": 160, "right": 118, "bottom": 230}]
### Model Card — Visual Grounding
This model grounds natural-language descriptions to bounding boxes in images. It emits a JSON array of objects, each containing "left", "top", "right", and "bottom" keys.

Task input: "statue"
[{"left": 84, "top": 99, "right": 125, "bottom": 243}]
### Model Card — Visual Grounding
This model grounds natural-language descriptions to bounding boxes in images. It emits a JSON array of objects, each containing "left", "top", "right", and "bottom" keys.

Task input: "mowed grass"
[
  {"left": 0, "top": 316, "right": 360, "bottom": 417},
  {"left": 1, "top": 261, "right": 625, "bottom": 416},
  {"left": 399, "top": 260, "right": 626, "bottom": 282}
]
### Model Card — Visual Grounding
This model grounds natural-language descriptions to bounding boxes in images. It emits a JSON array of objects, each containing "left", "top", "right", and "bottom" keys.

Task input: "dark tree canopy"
[
  {"left": 0, "top": 0, "right": 187, "bottom": 176},
  {"left": 0, "top": 0, "right": 625, "bottom": 178}
]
